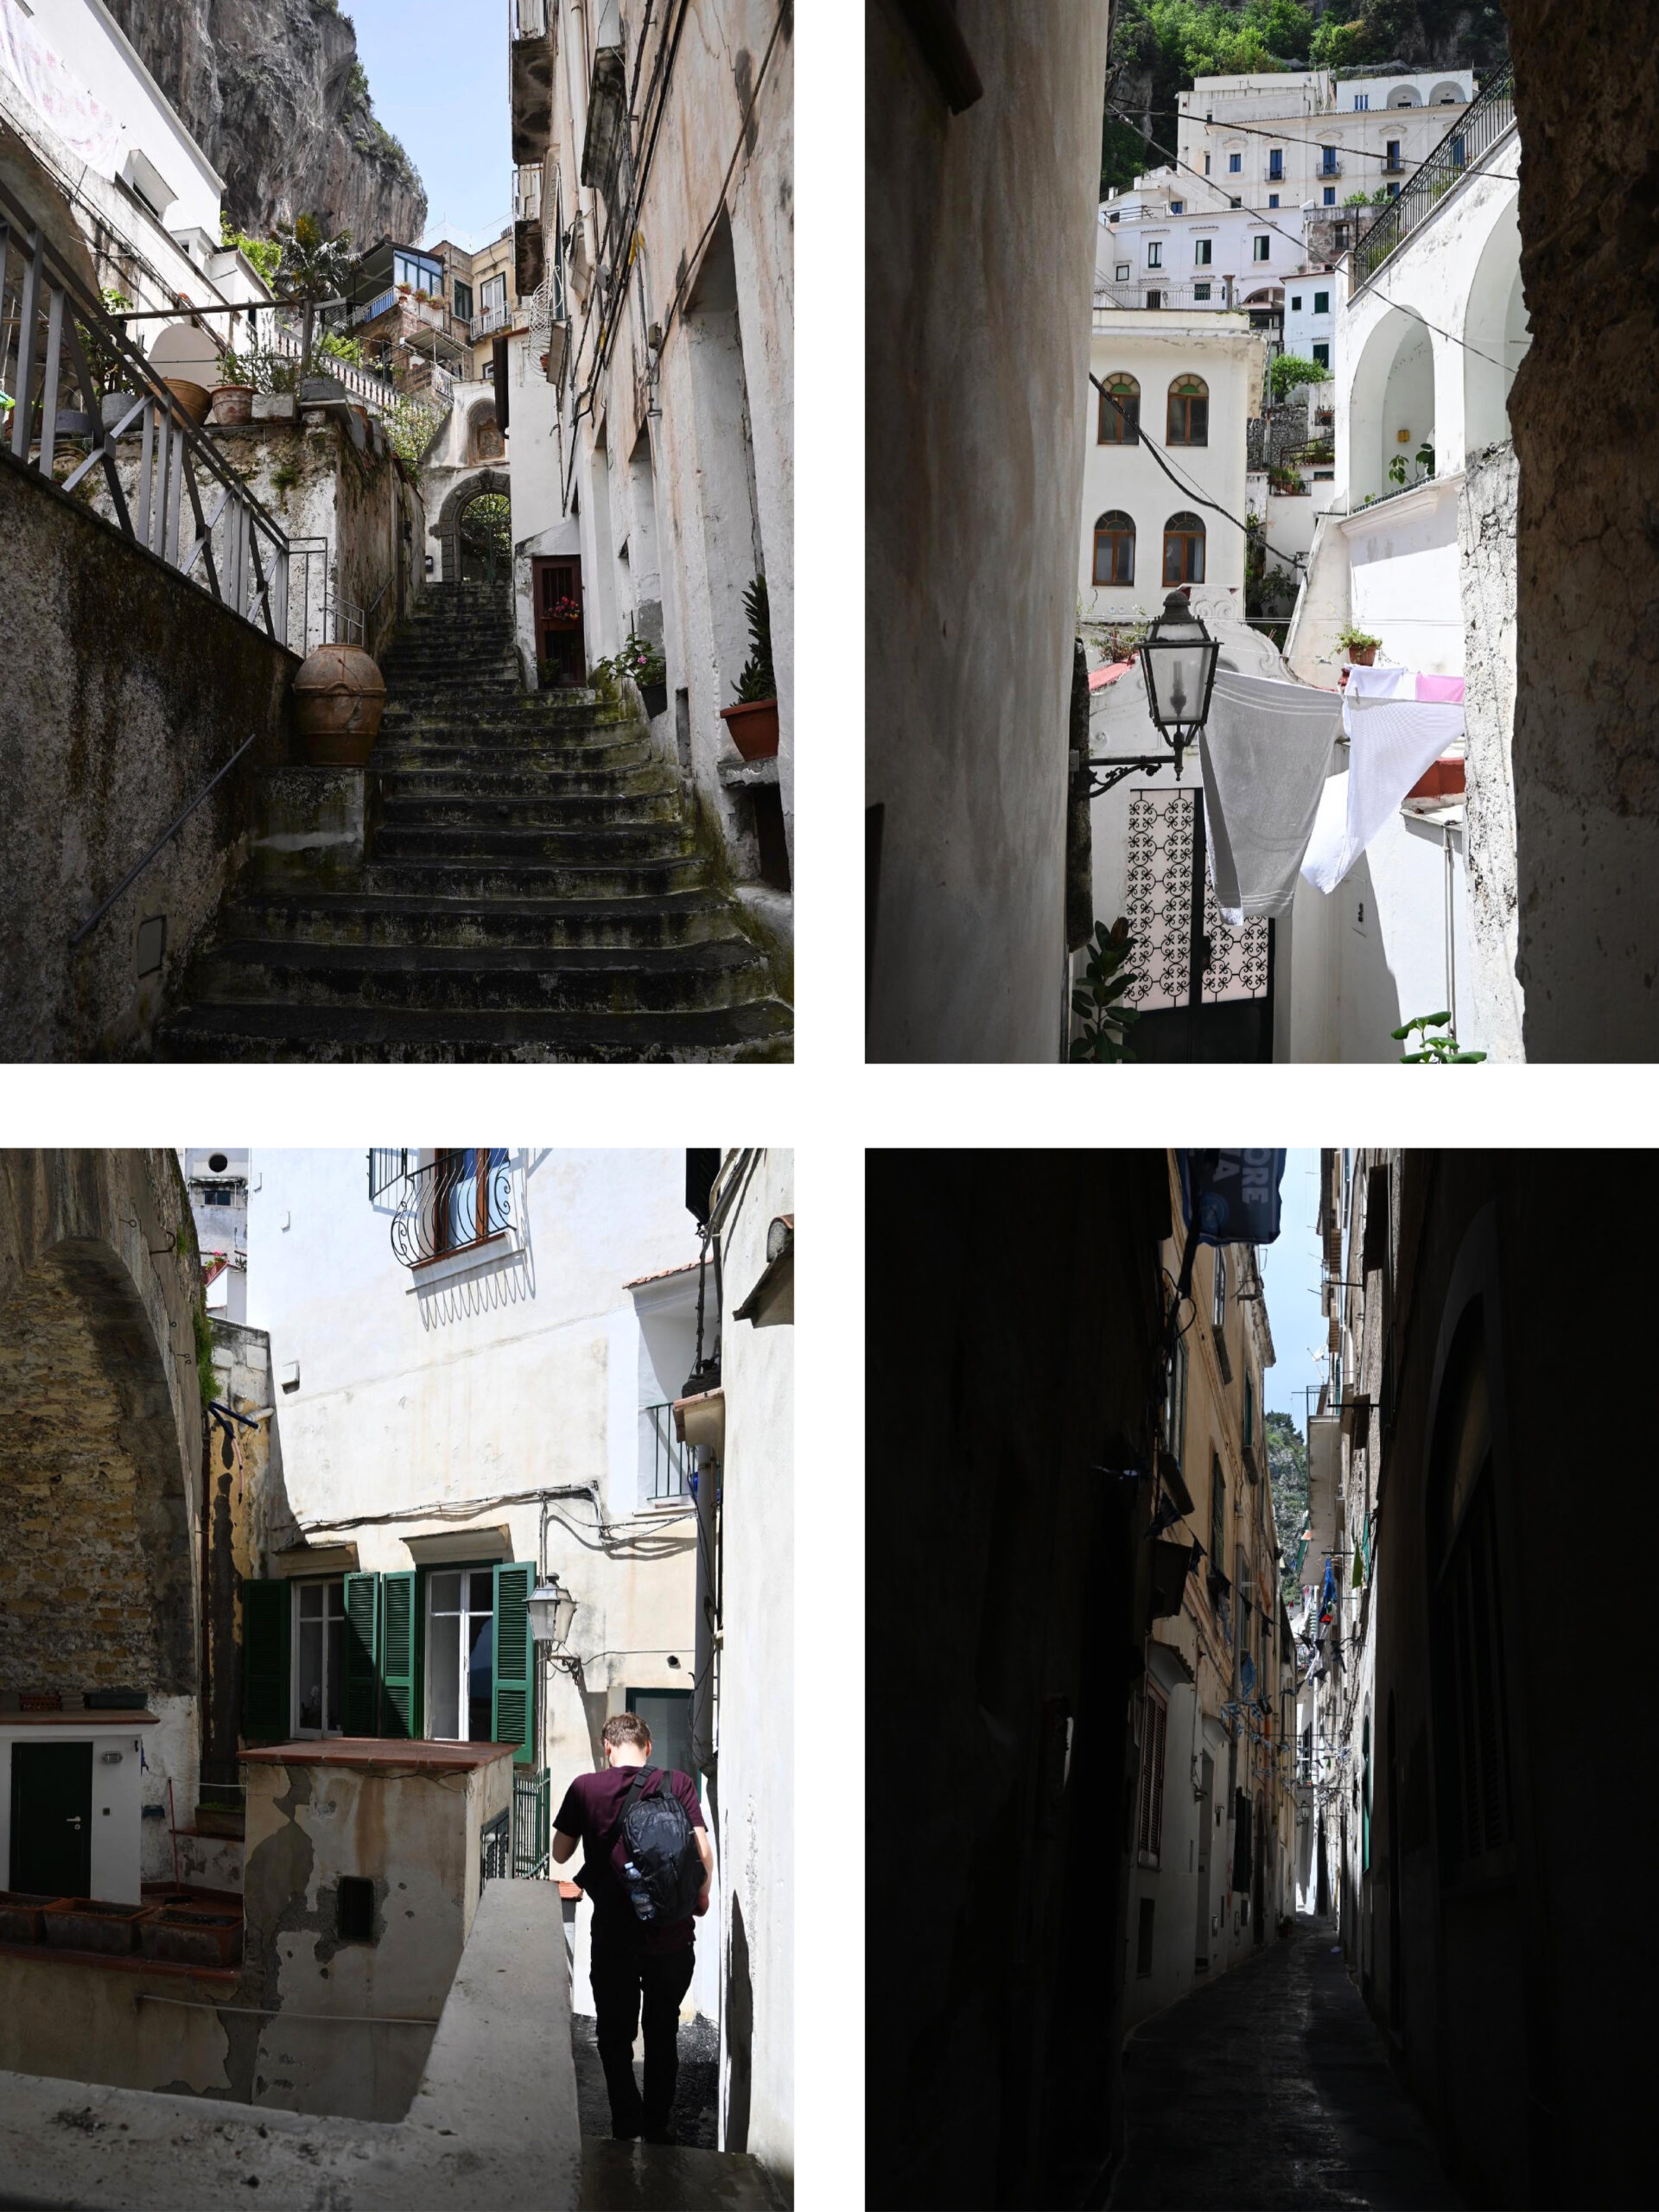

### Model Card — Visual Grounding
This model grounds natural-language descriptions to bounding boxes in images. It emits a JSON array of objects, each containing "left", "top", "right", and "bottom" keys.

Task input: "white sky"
[{"left": 1259, "top": 1146, "right": 1326, "bottom": 1428}]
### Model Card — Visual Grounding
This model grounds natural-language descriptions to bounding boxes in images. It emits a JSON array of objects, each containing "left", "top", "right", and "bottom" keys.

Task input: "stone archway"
[
  {"left": 0, "top": 1152, "right": 204, "bottom": 1700},
  {"left": 435, "top": 467, "right": 512, "bottom": 587}
]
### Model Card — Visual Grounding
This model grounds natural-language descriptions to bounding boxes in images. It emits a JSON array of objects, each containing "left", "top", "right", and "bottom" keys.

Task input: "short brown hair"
[{"left": 601, "top": 1712, "right": 652, "bottom": 1752}]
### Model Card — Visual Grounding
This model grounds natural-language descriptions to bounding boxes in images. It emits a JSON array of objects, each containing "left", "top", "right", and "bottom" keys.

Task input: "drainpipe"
[
  {"left": 692, "top": 1440, "right": 718, "bottom": 1779},
  {"left": 1444, "top": 820, "right": 1457, "bottom": 1034}
]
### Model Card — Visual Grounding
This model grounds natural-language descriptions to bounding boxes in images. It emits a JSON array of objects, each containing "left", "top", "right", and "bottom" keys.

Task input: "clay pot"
[
  {"left": 719, "top": 696, "right": 779, "bottom": 762},
  {"left": 292, "top": 643, "right": 387, "bottom": 766},
  {"left": 209, "top": 382, "right": 255, "bottom": 426},
  {"left": 1346, "top": 645, "right": 1377, "bottom": 666},
  {"left": 164, "top": 378, "right": 213, "bottom": 426}
]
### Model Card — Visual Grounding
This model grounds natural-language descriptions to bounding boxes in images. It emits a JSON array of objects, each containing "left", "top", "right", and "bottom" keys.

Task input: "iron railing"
[
  {"left": 1352, "top": 64, "right": 1515, "bottom": 288},
  {"left": 480, "top": 1808, "right": 512, "bottom": 1883},
  {"left": 472, "top": 301, "right": 516, "bottom": 338},
  {"left": 481, "top": 1768, "right": 552, "bottom": 1882},
  {"left": 390, "top": 1149, "right": 513, "bottom": 1268},
  {"left": 640, "top": 1402, "right": 693, "bottom": 1501},
  {"left": 1093, "top": 285, "right": 1233, "bottom": 317},
  {"left": 368, "top": 1148, "right": 409, "bottom": 1202},
  {"left": 513, "top": 1767, "right": 550, "bottom": 1878},
  {"left": 0, "top": 174, "right": 289, "bottom": 643}
]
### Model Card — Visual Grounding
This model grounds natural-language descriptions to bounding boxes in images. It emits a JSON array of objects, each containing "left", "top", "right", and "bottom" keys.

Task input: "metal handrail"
[
  {"left": 0, "top": 172, "right": 289, "bottom": 643},
  {"left": 390, "top": 1150, "right": 513, "bottom": 1268},
  {"left": 480, "top": 1808, "right": 511, "bottom": 1883},
  {"left": 71, "top": 733, "right": 259, "bottom": 944},
  {"left": 512, "top": 1767, "right": 550, "bottom": 1878},
  {"left": 1351, "top": 65, "right": 1516, "bottom": 288}
]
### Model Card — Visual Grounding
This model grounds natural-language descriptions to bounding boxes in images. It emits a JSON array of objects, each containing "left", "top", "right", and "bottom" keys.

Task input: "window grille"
[{"left": 1136, "top": 1680, "right": 1168, "bottom": 1862}]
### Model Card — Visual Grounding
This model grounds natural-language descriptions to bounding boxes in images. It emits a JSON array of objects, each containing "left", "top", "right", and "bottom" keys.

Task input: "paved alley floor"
[{"left": 1109, "top": 1917, "right": 1462, "bottom": 2210}]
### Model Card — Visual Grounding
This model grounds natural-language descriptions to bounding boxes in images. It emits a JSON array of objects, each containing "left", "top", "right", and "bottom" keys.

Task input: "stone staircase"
[{"left": 156, "top": 582, "right": 792, "bottom": 1061}]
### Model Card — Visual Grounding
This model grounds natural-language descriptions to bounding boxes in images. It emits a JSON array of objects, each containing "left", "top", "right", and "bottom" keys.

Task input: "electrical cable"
[
  {"left": 1093, "top": 379, "right": 1311, "bottom": 580},
  {"left": 1113, "top": 100, "right": 1453, "bottom": 167}
]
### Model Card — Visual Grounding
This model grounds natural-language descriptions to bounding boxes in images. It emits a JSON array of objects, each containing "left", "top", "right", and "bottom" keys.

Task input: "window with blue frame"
[
  {"left": 1229, "top": 151, "right": 1242, "bottom": 173},
  {"left": 1324, "top": 186, "right": 1337, "bottom": 205},
  {"left": 1268, "top": 149, "right": 1282, "bottom": 178}
]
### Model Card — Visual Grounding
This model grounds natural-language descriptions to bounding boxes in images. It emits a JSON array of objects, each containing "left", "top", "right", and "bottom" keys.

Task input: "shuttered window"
[
  {"left": 1136, "top": 1680, "right": 1168, "bottom": 1864},
  {"left": 342, "top": 1571, "right": 382, "bottom": 1735},
  {"left": 493, "top": 1561, "right": 535, "bottom": 1765},
  {"left": 380, "top": 1571, "right": 417, "bottom": 1739}
]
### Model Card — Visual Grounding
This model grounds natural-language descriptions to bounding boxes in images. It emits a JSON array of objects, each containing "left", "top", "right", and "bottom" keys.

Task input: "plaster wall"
[
  {"left": 712, "top": 1149, "right": 792, "bottom": 2172},
  {"left": 243, "top": 1151, "right": 700, "bottom": 1880},
  {"left": 868, "top": 0, "right": 1116, "bottom": 1061},
  {"left": 1283, "top": 277, "right": 1336, "bottom": 367},
  {"left": 0, "top": 1946, "right": 233, "bottom": 2095},
  {"left": 512, "top": 0, "right": 793, "bottom": 917},
  {"left": 1096, "top": 203, "right": 1307, "bottom": 307},
  {"left": 1174, "top": 71, "right": 1473, "bottom": 208},
  {"left": 0, "top": 457, "right": 296, "bottom": 1060},
  {"left": 1079, "top": 315, "right": 1263, "bottom": 617},
  {"left": 1457, "top": 441, "right": 1524, "bottom": 1063},
  {"left": 1341, "top": 476, "right": 1465, "bottom": 675},
  {"left": 241, "top": 1751, "right": 509, "bottom": 2121}
]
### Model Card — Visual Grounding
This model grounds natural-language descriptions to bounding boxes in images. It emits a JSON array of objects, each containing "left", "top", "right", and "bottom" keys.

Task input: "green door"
[{"left": 10, "top": 1743, "right": 92, "bottom": 1896}]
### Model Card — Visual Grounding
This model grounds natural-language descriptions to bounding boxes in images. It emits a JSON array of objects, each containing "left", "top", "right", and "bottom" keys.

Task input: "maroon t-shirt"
[{"left": 554, "top": 1764, "right": 706, "bottom": 1955}]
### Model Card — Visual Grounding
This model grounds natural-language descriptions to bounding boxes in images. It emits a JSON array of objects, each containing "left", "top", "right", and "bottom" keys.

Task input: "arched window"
[
  {"left": 1166, "top": 374, "right": 1208, "bottom": 445},
  {"left": 1388, "top": 86, "right": 1420, "bottom": 107},
  {"left": 1092, "top": 510, "right": 1135, "bottom": 585},
  {"left": 1162, "top": 512, "right": 1205, "bottom": 585},
  {"left": 1098, "top": 372, "right": 1140, "bottom": 444}
]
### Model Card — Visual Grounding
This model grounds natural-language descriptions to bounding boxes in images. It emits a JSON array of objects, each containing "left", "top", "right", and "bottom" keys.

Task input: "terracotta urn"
[
  {"left": 163, "top": 378, "right": 213, "bottom": 427},
  {"left": 1346, "top": 645, "right": 1377, "bottom": 666},
  {"left": 719, "top": 696, "right": 779, "bottom": 762},
  {"left": 209, "top": 382, "right": 255, "bottom": 426},
  {"left": 292, "top": 643, "right": 387, "bottom": 766}
]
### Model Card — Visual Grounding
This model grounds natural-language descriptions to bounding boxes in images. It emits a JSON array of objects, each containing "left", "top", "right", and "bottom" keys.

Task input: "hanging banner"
[
  {"left": 0, "top": 0, "right": 124, "bottom": 172},
  {"left": 1179, "top": 1148, "right": 1287, "bottom": 1247}
]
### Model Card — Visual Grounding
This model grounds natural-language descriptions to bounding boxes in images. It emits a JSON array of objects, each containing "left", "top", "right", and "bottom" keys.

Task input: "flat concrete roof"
[{"left": 241, "top": 1738, "right": 516, "bottom": 1770}]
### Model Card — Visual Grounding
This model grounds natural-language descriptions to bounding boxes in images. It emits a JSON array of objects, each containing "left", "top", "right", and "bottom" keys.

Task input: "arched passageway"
[
  {"left": 435, "top": 466, "right": 512, "bottom": 587},
  {"left": 1463, "top": 201, "right": 1531, "bottom": 458},
  {"left": 1348, "top": 307, "right": 1437, "bottom": 503}
]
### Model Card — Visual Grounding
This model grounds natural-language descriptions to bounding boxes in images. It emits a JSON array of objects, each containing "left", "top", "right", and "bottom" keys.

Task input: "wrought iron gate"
[{"left": 1123, "top": 786, "right": 1274, "bottom": 1061}]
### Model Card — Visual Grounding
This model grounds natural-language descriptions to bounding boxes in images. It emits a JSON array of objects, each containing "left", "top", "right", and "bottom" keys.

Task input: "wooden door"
[{"left": 532, "top": 555, "right": 586, "bottom": 685}]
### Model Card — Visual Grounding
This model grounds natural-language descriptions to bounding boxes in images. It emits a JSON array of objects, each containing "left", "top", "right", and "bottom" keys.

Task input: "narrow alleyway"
[
  {"left": 1109, "top": 1918, "right": 1461, "bottom": 2211},
  {"left": 157, "top": 583, "right": 792, "bottom": 1061}
]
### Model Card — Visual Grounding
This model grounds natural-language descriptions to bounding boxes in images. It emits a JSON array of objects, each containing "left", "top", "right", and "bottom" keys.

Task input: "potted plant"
[
  {"left": 1338, "top": 624, "right": 1382, "bottom": 666},
  {"left": 718, "top": 574, "right": 778, "bottom": 760},
  {"left": 1390, "top": 1012, "right": 1486, "bottom": 1064},
  {"left": 209, "top": 345, "right": 257, "bottom": 425},
  {"left": 613, "top": 631, "right": 668, "bottom": 717},
  {"left": 1070, "top": 917, "right": 1141, "bottom": 1061}
]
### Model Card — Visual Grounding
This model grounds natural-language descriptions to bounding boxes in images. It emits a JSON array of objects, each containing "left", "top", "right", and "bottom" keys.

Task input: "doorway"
[
  {"left": 1193, "top": 1749, "right": 1213, "bottom": 1971},
  {"left": 532, "top": 554, "right": 587, "bottom": 684},
  {"left": 626, "top": 1687, "right": 695, "bottom": 1794},
  {"left": 10, "top": 1741, "right": 92, "bottom": 1896}
]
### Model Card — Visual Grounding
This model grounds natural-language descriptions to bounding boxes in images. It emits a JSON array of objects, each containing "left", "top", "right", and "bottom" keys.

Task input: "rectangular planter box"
[
  {"left": 0, "top": 1891, "right": 65, "bottom": 1945},
  {"left": 138, "top": 1907, "right": 243, "bottom": 1969},
  {"left": 41, "top": 1897, "right": 156, "bottom": 1956}
]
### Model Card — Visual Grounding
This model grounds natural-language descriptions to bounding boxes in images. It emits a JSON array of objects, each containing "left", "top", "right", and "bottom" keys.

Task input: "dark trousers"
[{"left": 591, "top": 1942, "right": 696, "bottom": 2135}]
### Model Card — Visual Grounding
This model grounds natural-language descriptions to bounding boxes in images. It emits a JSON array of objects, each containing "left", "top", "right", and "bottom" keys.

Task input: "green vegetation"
[
  {"left": 1392, "top": 1012, "right": 1486, "bottom": 1063},
  {"left": 318, "top": 328, "right": 365, "bottom": 367},
  {"left": 347, "top": 59, "right": 371, "bottom": 106},
  {"left": 1069, "top": 917, "right": 1141, "bottom": 1061},
  {"left": 270, "top": 213, "right": 356, "bottom": 381},
  {"left": 383, "top": 392, "right": 441, "bottom": 466},
  {"left": 220, "top": 214, "right": 283, "bottom": 287},
  {"left": 734, "top": 575, "right": 775, "bottom": 703},
  {"left": 1269, "top": 352, "right": 1331, "bottom": 404},
  {"left": 1267, "top": 1411, "right": 1309, "bottom": 1602}
]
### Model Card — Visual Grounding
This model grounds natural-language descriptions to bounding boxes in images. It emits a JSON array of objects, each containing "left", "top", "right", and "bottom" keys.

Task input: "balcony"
[
  {"left": 1353, "top": 65, "right": 1514, "bottom": 289},
  {"left": 1319, "top": 158, "right": 1343, "bottom": 178},
  {"left": 472, "top": 301, "right": 516, "bottom": 339},
  {"left": 640, "top": 1401, "right": 694, "bottom": 1501},
  {"left": 389, "top": 1151, "right": 513, "bottom": 1269},
  {"left": 510, "top": 15, "right": 555, "bottom": 166}
]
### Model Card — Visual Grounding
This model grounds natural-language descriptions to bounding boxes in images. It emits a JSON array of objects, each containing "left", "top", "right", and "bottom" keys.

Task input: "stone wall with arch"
[
  {"left": 432, "top": 467, "right": 512, "bottom": 587},
  {"left": 0, "top": 1152, "right": 205, "bottom": 1710}
]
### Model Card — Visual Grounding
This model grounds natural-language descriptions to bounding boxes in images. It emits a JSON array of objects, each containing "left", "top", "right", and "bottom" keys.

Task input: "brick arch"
[
  {"left": 0, "top": 1152, "right": 203, "bottom": 1699},
  {"left": 435, "top": 467, "right": 512, "bottom": 586}
]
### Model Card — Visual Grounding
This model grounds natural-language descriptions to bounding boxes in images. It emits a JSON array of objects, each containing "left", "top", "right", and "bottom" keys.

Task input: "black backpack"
[{"left": 616, "top": 1766, "right": 703, "bottom": 1925}]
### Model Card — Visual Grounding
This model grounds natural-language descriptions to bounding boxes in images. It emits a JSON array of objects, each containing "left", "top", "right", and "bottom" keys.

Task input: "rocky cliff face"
[{"left": 104, "top": 0, "right": 426, "bottom": 246}]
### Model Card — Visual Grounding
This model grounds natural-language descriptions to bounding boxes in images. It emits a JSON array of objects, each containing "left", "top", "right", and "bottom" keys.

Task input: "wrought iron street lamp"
[
  {"left": 1085, "top": 588, "right": 1222, "bottom": 797},
  {"left": 528, "top": 1574, "right": 578, "bottom": 1649}
]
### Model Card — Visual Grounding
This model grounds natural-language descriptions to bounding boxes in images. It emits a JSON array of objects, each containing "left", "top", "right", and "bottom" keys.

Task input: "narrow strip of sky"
[
  {"left": 1260, "top": 1146, "right": 1325, "bottom": 1428},
  {"left": 346, "top": 0, "right": 510, "bottom": 251}
]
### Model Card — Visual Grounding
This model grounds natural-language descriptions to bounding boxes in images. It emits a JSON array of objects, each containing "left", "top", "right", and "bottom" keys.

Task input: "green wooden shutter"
[
  {"left": 242, "top": 1579, "right": 291, "bottom": 1745},
  {"left": 493, "top": 1560, "right": 535, "bottom": 1765},
  {"left": 380, "top": 1571, "right": 417, "bottom": 1739},
  {"left": 342, "top": 1571, "right": 382, "bottom": 1736}
]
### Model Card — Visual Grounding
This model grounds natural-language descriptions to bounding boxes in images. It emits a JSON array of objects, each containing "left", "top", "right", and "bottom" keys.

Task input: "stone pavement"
[{"left": 1109, "top": 1916, "right": 1462, "bottom": 2210}]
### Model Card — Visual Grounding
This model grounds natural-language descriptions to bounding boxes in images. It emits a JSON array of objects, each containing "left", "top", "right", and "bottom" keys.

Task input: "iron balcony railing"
[
  {"left": 390, "top": 1149, "right": 513, "bottom": 1268},
  {"left": 513, "top": 1766, "right": 550, "bottom": 1878},
  {"left": 348, "top": 285, "right": 400, "bottom": 327},
  {"left": 472, "top": 301, "right": 515, "bottom": 338},
  {"left": 480, "top": 1807, "right": 512, "bottom": 1883},
  {"left": 0, "top": 174, "right": 289, "bottom": 644},
  {"left": 1352, "top": 64, "right": 1515, "bottom": 288},
  {"left": 640, "top": 1402, "right": 694, "bottom": 1501},
  {"left": 481, "top": 1767, "right": 551, "bottom": 1882}
]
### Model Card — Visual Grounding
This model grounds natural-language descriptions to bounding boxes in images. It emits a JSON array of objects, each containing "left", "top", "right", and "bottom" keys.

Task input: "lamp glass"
[{"left": 528, "top": 1580, "right": 576, "bottom": 1646}]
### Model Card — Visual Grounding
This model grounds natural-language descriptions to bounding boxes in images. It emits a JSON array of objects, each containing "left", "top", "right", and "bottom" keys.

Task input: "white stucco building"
[
  {"left": 1096, "top": 194, "right": 1302, "bottom": 320},
  {"left": 1282, "top": 271, "right": 1338, "bottom": 372},
  {"left": 1283, "top": 71, "right": 1524, "bottom": 1059},
  {"left": 241, "top": 1148, "right": 721, "bottom": 2023},
  {"left": 0, "top": 0, "right": 273, "bottom": 378},
  {"left": 1079, "top": 309, "right": 1267, "bottom": 626},
  {"left": 505, "top": 0, "right": 793, "bottom": 958}
]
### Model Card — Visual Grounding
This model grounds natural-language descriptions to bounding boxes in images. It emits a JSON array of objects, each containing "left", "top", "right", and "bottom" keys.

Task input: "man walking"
[{"left": 553, "top": 1712, "right": 713, "bottom": 2143}]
